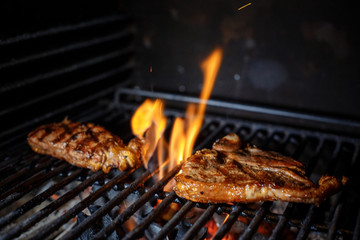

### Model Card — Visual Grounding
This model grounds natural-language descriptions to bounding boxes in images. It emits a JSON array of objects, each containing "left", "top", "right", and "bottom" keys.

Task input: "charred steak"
[
  {"left": 174, "top": 133, "right": 348, "bottom": 206},
  {"left": 28, "top": 119, "right": 143, "bottom": 173}
]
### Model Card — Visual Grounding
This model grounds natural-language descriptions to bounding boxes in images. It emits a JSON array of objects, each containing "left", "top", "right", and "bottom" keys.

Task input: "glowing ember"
[
  {"left": 223, "top": 213, "right": 230, "bottom": 224},
  {"left": 51, "top": 194, "right": 60, "bottom": 201},
  {"left": 205, "top": 216, "right": 236, "bottom": 240},
  {"left": 238, "top": 2, "right": 252, "bottom": 11}
]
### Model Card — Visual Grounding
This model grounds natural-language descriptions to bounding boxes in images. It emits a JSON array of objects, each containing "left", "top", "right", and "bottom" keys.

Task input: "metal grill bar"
[
  {"left": 0, "top": 14, "right": 129, "bottom": 46},
  {"left": 240, "top": 202, "right": 272, "bottom": 240},
  {"left": 327, "top": 202, "right": 344, "bottom": 240},
  {"left": 259, "top": 133, "right": 314, "bottom": 240},
  {"left": 193, "top": 121, "right": 226, "bottom": 150},
  {"left": 353, "top": 208, "right": 360, "bottom": 240},
  {"left": 212, "top": 204, "right": 244, "bottom": 240},
  {"left": 60, "top": 170, "right": 156, "bottom": 240},
  {"left": 0, "top": 86, "right": 116, "bottom": 148},
  {"left": 182, "top": 204, "right": 218, "bottom": 240},
  {"left": 1, "top": 171, "right": 105, "bottom": 240},
  {"left": 123, "top": 191, "right": 178, "bottom": 240},
  {"left": 0, "top": 168, "right": 83, "bottom": 229},
  {"left": 268, "top": 203, "right": 295, "bottom": 240},
  {"left": 210, "top": 193, "right": 352, "bottom": 237},
  {"left": 115, "top": 88, "right": 360, "bottom": 132},
  {"left": 325, "top": 143, "right": 356, "bottom": 240},
  {"left": 1, "top": 59, "right": 132, "bottom": 117},
  {"left": 31, "top": 170, "right": 133, "bottom": 240},
  {"left": 296, "top": 205, "right": 316, "bottom": 240},
  {"left": 0, "top": 13, "right": 134, "bottom": 148},
  {"left": 0, "top": 154, "right": 45, "bottom": 191},
  {"left": 255, "top": 128, "right": 327, "bottom": 240},
  {"left": 0, "top": 161, "right": 68, "bottom": 209},
  {"left": 0, "top": 157, "right": 59, "bottom": 191},
  {"left": 0, "top": 30, "right": 132, "bottom": 73},
  {"left": 1, "top": 41, "right": 132, "bottom": 92},
  {"left": 153, "top": 201, "right": 196, "bottom": 240},
  {"left": 93, "top": 164, "right": 183, "bottom": 239}
]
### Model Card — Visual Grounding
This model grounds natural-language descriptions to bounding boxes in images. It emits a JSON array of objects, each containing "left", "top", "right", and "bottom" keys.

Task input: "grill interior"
[
  {"left": 0, "top": 13, "right": 134, "bottom": 136},
  {"left": 1, "top": 6, "right": 360, "bottom": 240},
  {"left": 1, "top": 88, "right": 360, "bottom": 240}
]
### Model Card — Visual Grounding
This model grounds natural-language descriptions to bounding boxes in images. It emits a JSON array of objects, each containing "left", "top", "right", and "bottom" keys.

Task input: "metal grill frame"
[{"left": 0, "top": 87, "right": 359, "bottom": 240}]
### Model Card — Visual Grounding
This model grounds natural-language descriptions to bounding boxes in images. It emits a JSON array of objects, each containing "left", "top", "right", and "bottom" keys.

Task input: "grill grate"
[{"left": 0, "top": 88, "right": 359, "bottom": 240}]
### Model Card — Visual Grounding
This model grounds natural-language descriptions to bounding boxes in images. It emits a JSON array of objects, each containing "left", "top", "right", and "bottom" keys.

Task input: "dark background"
[
  {"left": 1, "top": 0, "right": 359, "bottom": 119},
  {"left": 123, "top": 0, "right": 360, "bottom": 120}
]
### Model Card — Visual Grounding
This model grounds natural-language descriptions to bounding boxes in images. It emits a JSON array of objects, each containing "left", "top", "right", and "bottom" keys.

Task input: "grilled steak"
[
  {"left": 174, "top": 133, "right": 348, "bottom": 206},
  {"left": 28, "top": 119, "right": 143, "bottom": 173}
]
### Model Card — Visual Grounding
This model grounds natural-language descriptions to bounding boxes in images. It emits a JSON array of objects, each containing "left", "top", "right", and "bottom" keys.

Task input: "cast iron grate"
[{"left": 0, "top": 88, "right": 359, "bottom": 240}]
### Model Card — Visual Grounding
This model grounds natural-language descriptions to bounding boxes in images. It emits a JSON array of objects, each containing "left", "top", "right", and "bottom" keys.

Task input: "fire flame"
[
  {"left": 169, "top": 47, "right": 223, "bottom": 170},
  {"left": 131, "top": 47, "right": 223, "bottom": 175},
  {"left": 168, "top": 118, "right": 186, "bottom": 172},
  {"left": 183, "top": 47, "right": 223, "bottom": 161},
  {"left": 131, "top": 99, "right": 167, "bottom": 168}
]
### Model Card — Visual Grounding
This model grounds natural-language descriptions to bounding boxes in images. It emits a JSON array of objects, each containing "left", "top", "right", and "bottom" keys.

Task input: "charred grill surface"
[
  {"left": 1, "top": 88, "right": 358, "bottom": 240},
  {"left": 27, "top": 119, "right": 143, "bottom": 173},
  {"left": 174, "top": 133, "right": 348, "bottom": 206}
]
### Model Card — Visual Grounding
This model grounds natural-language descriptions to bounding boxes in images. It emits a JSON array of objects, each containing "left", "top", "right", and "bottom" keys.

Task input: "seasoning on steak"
[
  {"left": 174, "top": 133, "right": 348, "bottom": 206},
  {"left": 28, "top": 118, "right": 143, "bottom": 173}
]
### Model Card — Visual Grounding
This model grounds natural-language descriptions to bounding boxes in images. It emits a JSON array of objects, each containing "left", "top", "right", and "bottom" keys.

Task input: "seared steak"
[
  {"left": 28, "top": 119, "right": 143, "bottom": 173},
  {"left": 174, "top": 133, "right": 348, "bottom": 206}
]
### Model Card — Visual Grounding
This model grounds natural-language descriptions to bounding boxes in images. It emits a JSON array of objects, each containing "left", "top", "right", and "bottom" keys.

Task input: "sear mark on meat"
[
  {"left": 174, "top": 133, "right": 348, "bottom": 206},
  {"left": 28, "top": 118, "right": 143, "bottom": 173}
]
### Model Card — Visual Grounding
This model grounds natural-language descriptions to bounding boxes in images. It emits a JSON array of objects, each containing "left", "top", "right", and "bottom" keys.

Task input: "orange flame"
[
  {"left": 178, "top": 47, "right": 223, "bottom": 164},
  {"left": 168, "top": 118, "right": 186, "bottom": 170},
  {"left": 130, "top": 47, "right": 223, "bottom": 175},
  {"left": 131, "top": 99, "right": 167, "bottom": 167}
]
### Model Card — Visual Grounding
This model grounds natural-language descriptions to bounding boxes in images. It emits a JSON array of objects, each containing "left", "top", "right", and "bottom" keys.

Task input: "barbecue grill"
[{"left": 1, "top": 1, "right": 360, "bottom": 240}]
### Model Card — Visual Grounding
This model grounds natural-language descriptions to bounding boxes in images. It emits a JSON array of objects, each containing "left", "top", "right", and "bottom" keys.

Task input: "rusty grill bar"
[{"left": 0, "top": 88, "right": 359, "bottom": 240}]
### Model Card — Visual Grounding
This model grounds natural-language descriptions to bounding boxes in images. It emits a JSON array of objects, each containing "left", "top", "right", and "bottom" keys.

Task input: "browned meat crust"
[
  {"left": 28, "top": 119, "right": 143, "bottom": 173},
  {"left": 174, "top": 133, "right": 348, "bottom": 206}
]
